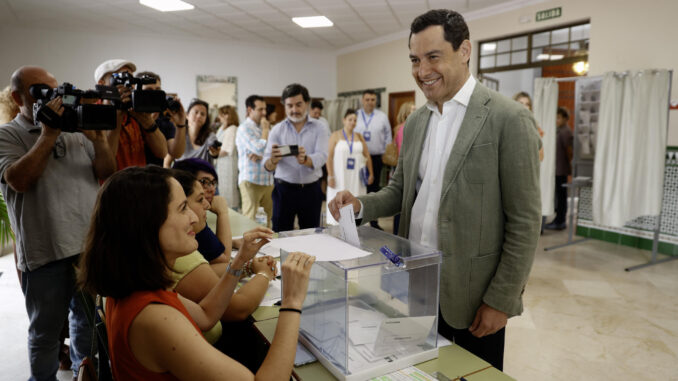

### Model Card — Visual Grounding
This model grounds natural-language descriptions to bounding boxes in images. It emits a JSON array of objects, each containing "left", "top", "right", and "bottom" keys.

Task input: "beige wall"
[{"left": 337, "top": 0, "right": 678, "bottom": 144}]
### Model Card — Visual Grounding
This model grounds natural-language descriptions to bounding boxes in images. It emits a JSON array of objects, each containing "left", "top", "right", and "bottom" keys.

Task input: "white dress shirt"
[
  {"left": 409, "top": 75, "right": 476, "bottom": 249},
  {"left": 354, "top": 108, "right": 392, "bottom": 155}
]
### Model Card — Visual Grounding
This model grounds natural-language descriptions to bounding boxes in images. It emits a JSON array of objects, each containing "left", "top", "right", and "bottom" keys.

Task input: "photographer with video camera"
[
  {"left": 136, "top": 71, "right": 187, "bottom": 167},
  {"left": 0, "top": 66, "right": 116, "bottom": 380},
  {"left": 94, "top": 59, "right": 168, "bottom": 170}
]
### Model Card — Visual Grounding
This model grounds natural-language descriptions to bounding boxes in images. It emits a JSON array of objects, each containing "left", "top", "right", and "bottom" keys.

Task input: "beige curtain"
[
  {"left": 533, "top": 77, "right": 559, "bottom": 216},
  {"left": 593, "top": 69, "right": 671, "bottom": 227},
  {"left": 323, "top": 95, "right": 361, "bottom": 132}
]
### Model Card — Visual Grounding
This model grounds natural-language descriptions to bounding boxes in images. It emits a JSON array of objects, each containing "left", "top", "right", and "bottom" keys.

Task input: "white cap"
[{"left": 93, "top": 59, "right": 136, "bottom": 83}]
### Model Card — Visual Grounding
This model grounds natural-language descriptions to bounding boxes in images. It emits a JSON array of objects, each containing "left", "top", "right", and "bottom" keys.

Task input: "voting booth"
[{"left": 276, "top": 225, "right": 442, "bottom": 381}]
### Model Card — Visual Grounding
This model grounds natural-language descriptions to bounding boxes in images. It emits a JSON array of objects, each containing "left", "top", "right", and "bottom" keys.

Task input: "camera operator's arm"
[
  {"left": 4, "top": 98, "right": 62, "bottom": 193},
  {"left": 167, "top": 100, "right": 187, "bottom": 159},
  {"left": 81, "top": 130, "right": 116, "bottom": 180},
  {"left": 131, "top": 111, "right": 168, "bottom": 159},
  {"left": 105, "top": 85, "right": 129, "bottom": 157}
]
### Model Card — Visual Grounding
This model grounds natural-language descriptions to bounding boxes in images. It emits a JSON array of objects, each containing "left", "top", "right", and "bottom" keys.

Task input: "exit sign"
[{"left": 536, "top": 7, "right": 562, "bottom": 22}]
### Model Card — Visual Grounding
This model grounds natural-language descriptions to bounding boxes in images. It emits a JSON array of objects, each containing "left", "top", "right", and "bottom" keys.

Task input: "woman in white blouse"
[{"left": 215, "top": 105, "right": 241, "bottom": 210}]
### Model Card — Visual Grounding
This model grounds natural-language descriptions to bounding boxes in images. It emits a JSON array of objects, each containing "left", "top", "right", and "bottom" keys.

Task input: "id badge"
[
  {"left": 346, "top": 158, "right": 355, "bottom": 170},
  {"left": 363, "top": 131, "right": 371, "bottom": 141}
]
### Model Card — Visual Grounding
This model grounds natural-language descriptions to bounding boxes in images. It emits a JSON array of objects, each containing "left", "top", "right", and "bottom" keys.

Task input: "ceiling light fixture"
[
  {"left": 549, "top": 54, "right": 564, "bottom": 60},
  {"left": 536, "top": 54, "right": 550, "bottom": 61},
  {"left": 140, "top": 0, "right": 194, "bottom": 12},
  {"left": 573, "top": 61, "right": 590, "bottom": 75},
  {"left": 292, "top": 16, "right": 333, "bottom": 28}
]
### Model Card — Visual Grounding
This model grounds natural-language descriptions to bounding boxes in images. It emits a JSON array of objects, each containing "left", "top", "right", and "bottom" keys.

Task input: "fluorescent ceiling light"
[
  {"left": 536, "top": 54, "right": 550, "bottom": 61},
  {"left": 482, "top": 43, "right": 496, "bottom": 51},
  {"left": 549, "top": 54, "right": 564, "bottom": 60},
  {"left": 292, "top": 16, "right": 333, "bottom": 28},
  {"left": 140, "top": 0, "right": 194, "bottom": 12}
]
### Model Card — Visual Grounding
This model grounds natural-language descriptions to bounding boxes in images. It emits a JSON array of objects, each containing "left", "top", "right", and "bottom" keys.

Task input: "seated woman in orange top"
[{"left": 78, "top": 166, "right": 315, "bottom": 380}]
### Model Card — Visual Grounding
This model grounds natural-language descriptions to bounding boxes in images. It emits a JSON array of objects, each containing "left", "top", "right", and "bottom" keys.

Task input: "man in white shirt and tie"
[{"left": 354, "top": 89, "right": 392, "bottom": 229}]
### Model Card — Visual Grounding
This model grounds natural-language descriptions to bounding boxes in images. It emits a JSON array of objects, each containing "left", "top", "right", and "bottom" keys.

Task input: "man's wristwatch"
[
  {"left": 143, "top": 122, "right": 158, "bottom": 133},
  {"left": 226, "top": 262, "right": 243, "bottom": 277}
]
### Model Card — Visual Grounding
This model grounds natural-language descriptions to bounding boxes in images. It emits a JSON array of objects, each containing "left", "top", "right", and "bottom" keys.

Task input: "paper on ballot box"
[{"left": 267, "top": 233, "right": 370, "bottom": 262}]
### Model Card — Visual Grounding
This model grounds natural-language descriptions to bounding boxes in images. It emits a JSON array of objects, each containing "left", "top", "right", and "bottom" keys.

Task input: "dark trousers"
[
  {"left": 554, "top": 175, "right": 568, "bottom": 224},
  {"left": 272, "top": 179, "right": 323, "bottom": 232},
  {"left": 438, "top": 311, "right": 505, "bottom": 371},
  {"left": 367, "top": 155, "right": 383, "bottom": 228},
  {"left": 21, "top": 256, "right": 92, "bottom": 380}
]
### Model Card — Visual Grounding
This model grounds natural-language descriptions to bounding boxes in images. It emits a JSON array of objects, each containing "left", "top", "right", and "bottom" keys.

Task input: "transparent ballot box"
[{"left": 279, "top": 225, "right": 442, "bottom": 381}]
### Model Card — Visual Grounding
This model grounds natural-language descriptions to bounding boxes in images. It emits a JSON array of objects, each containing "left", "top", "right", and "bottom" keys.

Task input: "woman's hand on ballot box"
[{"left": 280, "top": 252, "right": 315, "bottom": 310}]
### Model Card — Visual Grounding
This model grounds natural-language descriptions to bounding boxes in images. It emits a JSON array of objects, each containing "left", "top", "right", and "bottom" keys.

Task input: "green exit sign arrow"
[{"left": 536, "top": 7, "right": 562, "bottom": 22}]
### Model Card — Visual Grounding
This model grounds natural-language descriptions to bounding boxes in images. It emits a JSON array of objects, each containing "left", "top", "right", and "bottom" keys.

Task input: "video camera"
[
  {"left": 110, "top": 72, "right": 176, "bottom": 113},
  {"left": 30, "top": 83, "right": 118, "bottom": 133}
]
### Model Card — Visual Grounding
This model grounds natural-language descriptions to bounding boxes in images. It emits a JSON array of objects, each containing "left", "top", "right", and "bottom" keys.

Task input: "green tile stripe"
[{"left": 576, "top": 226, "right": 678, "bottom": 256}]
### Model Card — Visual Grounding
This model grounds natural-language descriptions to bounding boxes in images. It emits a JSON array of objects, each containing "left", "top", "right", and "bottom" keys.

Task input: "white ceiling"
[{"left": 0, "top": 0, "right": 524, "bottom": 49}]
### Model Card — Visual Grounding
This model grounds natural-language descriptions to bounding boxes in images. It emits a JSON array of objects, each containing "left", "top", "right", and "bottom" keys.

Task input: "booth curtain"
[
  {"left": 592, "top": 69, "right": 671, "bottom": 227},
  {"left": 533, "top": 77, "right": 559, "bottom": 216},
  {"left": 322, "top": 95, "right": 361, "bottom": 132}
]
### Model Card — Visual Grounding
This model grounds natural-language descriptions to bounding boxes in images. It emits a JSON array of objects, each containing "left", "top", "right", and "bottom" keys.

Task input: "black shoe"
[
  {"left": 370, "top": 221, "right": 383, "bottom": 230},
  {"left": 544, "top": 222, "right": 567, "bottom": 230}
]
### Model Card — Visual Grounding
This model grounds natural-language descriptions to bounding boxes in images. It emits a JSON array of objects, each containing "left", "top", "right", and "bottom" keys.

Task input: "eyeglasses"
[{"left": 199, "top": 178, "right": 218, "bottom": 188}]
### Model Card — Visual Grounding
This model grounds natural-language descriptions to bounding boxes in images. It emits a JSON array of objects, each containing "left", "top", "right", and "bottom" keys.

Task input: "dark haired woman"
[
  {"left": 78, "top": 166, "right": 315, "bottom": 380},
  {"left": 179, "top": 99, "right": 220, "bottom": 163},
  {"left": 326, "top": 108, "right": 373, "bottom": 225}
]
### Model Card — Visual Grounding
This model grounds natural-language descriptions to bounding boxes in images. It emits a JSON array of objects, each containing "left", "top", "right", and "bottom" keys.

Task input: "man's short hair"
[
  {"left": 362, "top": 89, "right": 377, "bottom": 97},
  {"left": 281, "top": 83, "right": 310, "bottom": 103},
  {"left": 266, "top": 103, "right": 276, "bottom": 116},
  {"left": 311, "top": 100, "right": 323, "bottom": 110},
  {"left": 137, "top": 71, "right": 161, "bottom": 82},
  {"left": 245, "top": 95, "right": 264, "bottom": 110},
  {"left": 409, "top": 9, "right": 469, "bottom": 51},
  {"left": 557, "top": 107, "right": 570, "bottom": 120}
]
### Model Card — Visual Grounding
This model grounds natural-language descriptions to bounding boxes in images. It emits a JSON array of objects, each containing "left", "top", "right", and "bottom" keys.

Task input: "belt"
[{"left": 275, "top": 178, "right": 319, "bottom": 189}]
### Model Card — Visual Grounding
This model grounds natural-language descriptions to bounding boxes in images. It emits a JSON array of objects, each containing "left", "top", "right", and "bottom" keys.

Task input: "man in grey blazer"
[{"left": 329, "top": 9, "right": 541, "bottom": 370}]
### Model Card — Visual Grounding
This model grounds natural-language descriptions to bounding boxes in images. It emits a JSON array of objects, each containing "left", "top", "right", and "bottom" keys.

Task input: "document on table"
[
  {"left": 338, "top": 204, "right": 361, "bottom": 247},
  {"left": 266, "top": 234, "right": 371, "bottom": 262},
  {"left": 367, "top": 366, "right": 437, "bottom": 381},
  {"left": 372, "top": 316, "right": 436, "bottom": 355}
]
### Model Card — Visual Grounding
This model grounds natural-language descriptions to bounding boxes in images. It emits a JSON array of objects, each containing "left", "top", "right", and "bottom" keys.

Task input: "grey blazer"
[{"left": 359, "top": 83, "right": 541, "bottom": 328}]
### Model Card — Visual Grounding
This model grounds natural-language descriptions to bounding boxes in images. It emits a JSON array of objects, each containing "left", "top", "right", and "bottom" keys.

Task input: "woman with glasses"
[
  {"left": 173, "top": 158, "right": 236, "bottom": 268},
  {"left": 177, "top": 99, "right": 220, "bottom": 164},
  {"left": 78, "top": 166, "right": 314, "bottom": 380}
]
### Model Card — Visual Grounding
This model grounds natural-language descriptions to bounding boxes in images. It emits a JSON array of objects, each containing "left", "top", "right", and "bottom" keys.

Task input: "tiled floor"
[{"left": 1, "top": 225, "right": 677, "bottom": 380}]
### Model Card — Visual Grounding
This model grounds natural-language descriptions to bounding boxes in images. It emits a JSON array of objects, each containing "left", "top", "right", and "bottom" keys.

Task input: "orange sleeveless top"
[
  {"left": 106, "top": 289, "right": 202, "bottom": 381},
  {"left": 116, "top": 114, "right": 147, "bottom": 170}
]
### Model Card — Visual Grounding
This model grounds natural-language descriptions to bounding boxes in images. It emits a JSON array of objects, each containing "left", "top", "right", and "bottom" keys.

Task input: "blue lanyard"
[
  {"left": 342, "top": 129, "right": 354, "bottom": 154},
  {"left": 360, "top": 110, "right": 374, "bottom": 130}
]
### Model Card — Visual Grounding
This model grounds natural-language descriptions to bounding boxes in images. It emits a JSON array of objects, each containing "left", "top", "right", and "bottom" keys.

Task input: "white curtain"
[
  {"left": 323, "top": 95, "right": 361, "bottom": 132},
  {"left": 533, "top": 78, "right": 559, "bottom": 216},
  {"left": 593, "top": 69, "right": 671, "bottom": 227}
]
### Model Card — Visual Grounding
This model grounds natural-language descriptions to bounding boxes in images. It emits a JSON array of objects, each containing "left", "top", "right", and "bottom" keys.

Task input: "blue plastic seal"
[{"left": 380, "top": 245, "right": 403, "bottom": 267}]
